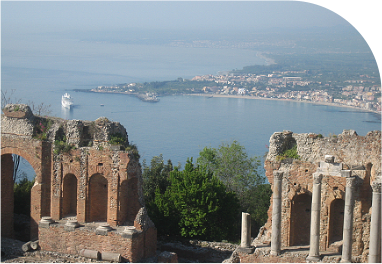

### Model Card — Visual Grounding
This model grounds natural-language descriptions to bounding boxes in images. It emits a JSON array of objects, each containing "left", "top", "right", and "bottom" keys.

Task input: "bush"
[
  {"left": 277, "top": 145, "right": 300, "bottom": 161},
  {"left": 151, "top": 159, "right": 240, "bottom": 241}
]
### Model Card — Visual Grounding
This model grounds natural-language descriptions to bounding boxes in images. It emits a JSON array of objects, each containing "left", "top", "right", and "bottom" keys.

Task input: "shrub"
[
  {"left": 152, "top": 159, "right": 240, "bottom": 241},
  {"left": 276, "top": 145, "right": 300, "bottom": 161}
]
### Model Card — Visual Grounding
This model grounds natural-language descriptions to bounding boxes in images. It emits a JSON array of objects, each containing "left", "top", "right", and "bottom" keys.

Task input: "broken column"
[
  {"left": 239, "top": 212, "right": 254, "bottom": 253},
  {"left": 306, "top": 173, "right": 323, "bottom": 262},
  {"left": 341, "top": 171, "right": 355, "bottom": 263},
  {"left": 369, "top": 176, "right": 381, "bottom": 263},
  {"left": 271, "top": 170, "right": 283, "bottom": 256}
]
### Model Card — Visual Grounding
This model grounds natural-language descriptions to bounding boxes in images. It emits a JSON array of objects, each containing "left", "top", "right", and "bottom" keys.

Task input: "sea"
[{"left": 2, "top": 35, "right": 381, "bottom": 180}]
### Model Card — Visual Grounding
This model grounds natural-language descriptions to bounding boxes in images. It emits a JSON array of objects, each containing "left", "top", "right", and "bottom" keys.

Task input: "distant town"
[
  {"left": 190, "top": 70, "right": 381, "bottom": 113},
  {"left": 90, "top": 67, "right": 381, "bottom": 113}
]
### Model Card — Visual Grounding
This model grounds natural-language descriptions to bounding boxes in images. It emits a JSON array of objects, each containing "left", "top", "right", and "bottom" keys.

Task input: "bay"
[{"left": 2, "top": 37, "right": 380, "bottom": 180}]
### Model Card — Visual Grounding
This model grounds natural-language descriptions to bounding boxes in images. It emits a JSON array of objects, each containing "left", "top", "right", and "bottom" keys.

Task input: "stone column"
[
  {"left": 241, "top": 212, "right": 251, "bottom": 248},
  {"left": 271, "top": 170, "right": 283, "bottom": 256},
  {"left": 239, "top": 212, "right": 255, "bottom": 253},
  {"left": 369, "top": 176, "right": 381, "bottom": 263},
  {"left": 341, "top": 171, "right": 355, "bottom": 263},
  {"left": 306, "top": 173, "right": 323, "bottom": 262}
]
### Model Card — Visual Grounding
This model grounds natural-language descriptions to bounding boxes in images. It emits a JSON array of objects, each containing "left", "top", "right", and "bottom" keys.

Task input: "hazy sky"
[{"left": 2, "top": 1, "right": 349, "bottom": 33}]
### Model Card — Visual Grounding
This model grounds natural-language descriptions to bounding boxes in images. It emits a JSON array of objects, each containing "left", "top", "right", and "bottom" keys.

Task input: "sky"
[{"left": 1, "top": 1, "right": 350, "bottom": 33}]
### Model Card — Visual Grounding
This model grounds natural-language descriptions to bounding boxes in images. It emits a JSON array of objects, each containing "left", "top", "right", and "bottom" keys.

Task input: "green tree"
[
  {"left": 197, "top": 140, "right": 271, "bottom": 235},
  {"left": 153, "top": 158, "right": 240, "bottom": 241},
  {"left": 197, "top": 140, "right": 264, "bottom": 203},
  {"left": 142, "top": 154, "right": 174, "bottom": 206}
]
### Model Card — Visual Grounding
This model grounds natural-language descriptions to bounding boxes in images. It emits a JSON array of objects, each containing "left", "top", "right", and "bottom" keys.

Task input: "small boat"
[
  {"left": 100, "top": 104, "right": 104, "bottom": 107},
  {"left": 62, "top": 93, "right": 73, "bottom": 109}
]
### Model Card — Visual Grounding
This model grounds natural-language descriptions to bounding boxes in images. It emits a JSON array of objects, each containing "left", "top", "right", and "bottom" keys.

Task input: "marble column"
[
  {"left": 341, "top": 171, "right": 355, "bottom": 263},
  {"left": 306, "top": 173, "right": 323, "bottom": 262},
  {"left": 369, "top": 176, "right": 381, "bottom": 263},
  {"left": 241, "top": 212, "right": 251, "bottom": 248},
  {"left": 239, "top": 212, "right": 255, "bottom": 253},
  {"left": 271, "top": 170, "right": 283, "bottom": 256}
]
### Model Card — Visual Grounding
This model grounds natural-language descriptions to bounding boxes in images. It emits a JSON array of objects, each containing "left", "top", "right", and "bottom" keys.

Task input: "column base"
[
  {"left": 306, "top": 255, "right": 321, "bottom": 262},
  {"left": 237, "top": 246, "right": 255, "bottom": 254},
  {"left": 270, "top": 249, "right": 280, "bottom": 256},
  {"left": 340, "top": 258, "right": 351, "bottom": 263}
]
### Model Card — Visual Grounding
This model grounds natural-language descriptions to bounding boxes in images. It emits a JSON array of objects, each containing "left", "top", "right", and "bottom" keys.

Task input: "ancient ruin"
[
  {"left": 238, "top": 130, "right": 381, "bottom": 263},
  {"left": 1, "top": 104, "right": 156, "bottom": 262},
  {"left": 2, "top": 103, "right": 381, "bottom": 263}
]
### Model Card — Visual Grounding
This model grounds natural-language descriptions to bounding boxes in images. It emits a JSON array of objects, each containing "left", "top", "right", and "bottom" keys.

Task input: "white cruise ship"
[{"left": 61, "top": 93, "right": 73, "bottom": 109}]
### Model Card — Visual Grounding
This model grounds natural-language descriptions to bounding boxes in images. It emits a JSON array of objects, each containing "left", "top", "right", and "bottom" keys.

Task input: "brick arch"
[
  {"left": 289, "top": 192, "right": 312, "bottom": 246},
  {"left": 62, "top": 173, "right": 78, "bottom": 218},
  {"left": 1, "top": 141, "right": 50, "bottom": 240},
  {"left": 88, "top": 173, "right": 108, "bottom": 222},
  {"left": 1, "top": 147, "right": 41, "bottom": 182}
]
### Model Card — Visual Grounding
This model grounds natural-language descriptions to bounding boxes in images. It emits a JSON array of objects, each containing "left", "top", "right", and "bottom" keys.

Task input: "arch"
[
  {"left": 290, "top": 193, "right": 312, "bottom": 246},
  {"left": 62, "top": 174, "right": 78, "bottom": 218},
  {"left": 88, "top": 174, "right": 108, "bottom": 222},
  {"left": 328, "top": 198, "right": 345, "bottom": 244},
  {"left": 119, "top": 177, "right": 141, "bottom": 224}
]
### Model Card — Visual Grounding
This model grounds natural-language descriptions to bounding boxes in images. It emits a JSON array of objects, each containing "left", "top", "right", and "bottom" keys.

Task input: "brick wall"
[
  {"left": 254, "top": 130, "right": 381, "bottom": 262},
  {"left": 38, "top": 220, "right": 156, "bottom": 262},
  {"left": 1, "top": 154, "right": 14, "bottom": 238}
]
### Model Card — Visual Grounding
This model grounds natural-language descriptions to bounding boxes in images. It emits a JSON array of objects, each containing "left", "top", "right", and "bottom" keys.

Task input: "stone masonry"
[
  {"left": 242, "top": 130, "right": 381, "bottom": 263},
  {"left": 1, "top": 104, "right": 156, "bottom": 262}
]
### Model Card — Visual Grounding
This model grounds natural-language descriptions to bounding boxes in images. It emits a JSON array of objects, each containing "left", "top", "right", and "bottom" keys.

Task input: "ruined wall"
[
  {"left": 254, "top": 130, "right": 381, "bottom": 262},
  {"left": 1, "top": 104, "right": 156, "bottom": 262}
]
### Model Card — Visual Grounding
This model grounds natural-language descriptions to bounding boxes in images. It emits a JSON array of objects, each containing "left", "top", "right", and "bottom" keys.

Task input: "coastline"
[
  {"left": 188, "top": 93, "right": 381, "bottom": 115},
  {"left": 256, "top": 52, "right": 276, "bottom": 65},
  {"left": 74, "top": 89, "right": 380, "bottom": 116}
]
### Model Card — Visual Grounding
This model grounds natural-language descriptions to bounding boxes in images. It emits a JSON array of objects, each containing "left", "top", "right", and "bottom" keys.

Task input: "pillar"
[
  {"left": 306, "top": 173, "right": 323, "bottom": 262},
  {"left": 369, "top": 176, "right": 381, "bottom": 263},
  {"left": 341, "top": 171, "right": 355, "bottom": 263},
  {"left": 239, "top": 212, "right": 255, "bottom": 253},
  {"left": 241, "top": 212, "right": 251, "bottom": 248},
  {"left": 271, "top": 170, "right": 283, "bottom": 256}
]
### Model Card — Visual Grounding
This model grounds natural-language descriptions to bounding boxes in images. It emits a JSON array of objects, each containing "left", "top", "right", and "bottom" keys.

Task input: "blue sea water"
[{"left": 2, "top": 36, "right": 381, "bottom": 180}]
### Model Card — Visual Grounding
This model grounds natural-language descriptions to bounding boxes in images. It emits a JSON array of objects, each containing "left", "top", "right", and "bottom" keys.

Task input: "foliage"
[
  {"left": 151, "top": 159, "right": 240, "bottom": 241},
  {"left": 241, "top": 184, "right": 272, "bottom": 233},
  {"left": 196, "top": 140, "right": 271, "bottom": 236},
  {"left": 54, "top": 138, "right": 75, "bottom": 155},
  {"left": 125, "top": 144, "right": 140, "bottom": 159},
  {"left": 142, "top": 154, "right": 174, "bottom": 206},
  {"left": 197, "top": 140, "right": 263, "bottom": 202},
  {"left": 14, "top": 176, "right": 35, "bottom": 215},
  {"left": 33, "top": 119, "right": 53, "bottom": 141},
  {"left": 276, "top": 145, "right": 300, "bottom": 161},
  {"left": 109, "top": 133, "right": 127, "bottom": 145}
]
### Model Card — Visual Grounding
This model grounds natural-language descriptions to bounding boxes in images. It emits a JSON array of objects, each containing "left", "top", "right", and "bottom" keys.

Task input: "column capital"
[
  {"left": 345, "top": 176, "right": 356, "bottom": 188},
  {"left": 273, "top": 170, "right": 283, "bottom": 180},
  {"left": 313, "top": 173, "right": 323, "bottom": 184},
  {"left": 371, "top": 180, "right": 381, "bottom": 193}
]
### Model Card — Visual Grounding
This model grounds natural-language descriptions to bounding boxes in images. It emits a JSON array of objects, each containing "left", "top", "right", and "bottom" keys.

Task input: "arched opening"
[
  {"left": 1, "top": 154, "right": 35, "bottom": 241},
  {"left": 62, "top": 174, "right": 77, "bottom": 218},
  {"left": 119, "top": 178, "right": 140, "bottom": 224},
  {"left": 328, "top": 198, "right": 344, "bottom": 244},
  {"left": 290, "top": 193, "right": 312, "bottom": 246},
  {"left": 89, "top": 174, "right": 108, "bottom": 222}
]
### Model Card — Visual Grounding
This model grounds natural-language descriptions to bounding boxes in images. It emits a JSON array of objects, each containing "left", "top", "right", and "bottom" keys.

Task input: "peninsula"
[{"left": 79, "top": 53, "right": 381, "bottom": 113}]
